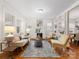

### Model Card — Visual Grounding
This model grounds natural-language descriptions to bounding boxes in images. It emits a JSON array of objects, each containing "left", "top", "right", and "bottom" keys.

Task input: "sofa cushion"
[
  {"left": 59, "top": 34, "right": 69, "bottom": 45},
  {"left": 51, "top": 40, "right": 62, "bottom": 44},
  {"left": 12, "top": 36, "right": 20, "bottom": 42},
  {"left": 13, "top": 39, "right": 29, "bottom": 47},
  {"left": 51, "top": 34, "right": 69, "bottom": 45}
]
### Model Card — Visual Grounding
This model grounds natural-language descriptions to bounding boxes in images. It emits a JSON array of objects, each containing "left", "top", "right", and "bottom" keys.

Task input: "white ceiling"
[{"left": 5, "top": 0, "right": 77, "bottom": 18}]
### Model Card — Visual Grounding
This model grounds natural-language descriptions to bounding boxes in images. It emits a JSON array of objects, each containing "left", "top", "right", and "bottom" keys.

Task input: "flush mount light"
[
  {"left": 36, "top": 8, "right": 45, "bottom": 13},
  {"left": 26, "top": 28, "right": 30, "bottom": 33}
]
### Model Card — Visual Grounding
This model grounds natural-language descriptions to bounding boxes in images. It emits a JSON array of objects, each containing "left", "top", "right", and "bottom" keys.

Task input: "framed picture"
[
  {"left": 35, "top": 28, "right": 40, "bottom": 33},
  {"left": 37, "top": 20, "right": 43, "bottom": 27}
]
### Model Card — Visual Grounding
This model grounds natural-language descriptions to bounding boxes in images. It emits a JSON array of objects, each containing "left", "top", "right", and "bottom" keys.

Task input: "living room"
[{"left": 0, "top": 0, "right": 79, "bottom": 59}]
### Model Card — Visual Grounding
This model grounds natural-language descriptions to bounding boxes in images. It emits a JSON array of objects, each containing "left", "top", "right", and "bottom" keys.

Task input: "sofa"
[
  {"left": 4, "top": 36, "right": 29, "bottom": 51},
  {"left": 11, "top": 36, "right": 29, "bottom": 50}
]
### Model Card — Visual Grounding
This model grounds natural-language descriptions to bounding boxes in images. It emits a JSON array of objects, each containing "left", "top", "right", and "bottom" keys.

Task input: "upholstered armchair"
[{"left": 50, "top": 34, "right": 70, "bottom": 55}]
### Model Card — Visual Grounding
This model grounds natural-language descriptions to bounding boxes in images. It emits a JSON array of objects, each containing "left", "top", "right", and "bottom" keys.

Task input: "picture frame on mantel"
[
  {"left": 36, "top": 20, "right": 43, "bottom": 33},
  {"left": 36, "top": 28, "right": 40, "bottom": 33},
  {"left": 37, "top": 20, "right": 43, "bottom": 27}
]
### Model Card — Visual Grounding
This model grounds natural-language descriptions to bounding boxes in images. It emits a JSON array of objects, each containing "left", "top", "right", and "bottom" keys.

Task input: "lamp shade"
[
  {"left": 4, "top": 26, "right": 16, "bottom": 33},
  {"left": 26, "top": 28, "right": 30, "bottom": 33}
]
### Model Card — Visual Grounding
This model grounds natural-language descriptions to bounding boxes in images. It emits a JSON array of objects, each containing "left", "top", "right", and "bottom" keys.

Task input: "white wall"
[
  {"left": 0, "top": 0, "right": 27, "bottom": 51},
  {"left": 25, "top": 18, "right": 54, "bottom": 38},
  {"left": 0, "top": 0, "right": 5, "bottom": 41},
  {"left": 0, "top": 0, "right": 54, "bottom": 42},
  {"left": 0, "top": 0, "right": 5, "bottom": 52},
  {"left": 5, "top": 0, "right": 26, "bottom": 34},
  {"left": 43, "top": 19, "right": 54, "bottom": 37},
  {"left": 25, "top": 18, "right": 37, "bottom": 38},
  {"left": 20, "top": 19, "right": 26, "bottom": 33}
]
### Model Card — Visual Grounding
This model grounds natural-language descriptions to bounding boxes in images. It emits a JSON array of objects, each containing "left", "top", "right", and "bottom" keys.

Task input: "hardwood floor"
[
  {"left": 0, "top": 43, "right": 79, "bottom": 59},
  {"left": 15, "top": 57, "right": 64, "bottom": 59}
]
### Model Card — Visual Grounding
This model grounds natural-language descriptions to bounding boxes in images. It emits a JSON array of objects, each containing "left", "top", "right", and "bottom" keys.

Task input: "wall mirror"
[
  {"left": 54, "top": 14, "right": 65, "bottom": 34},
  {"left": 69, "top": 5, "right": 79, "bottom": 34}
]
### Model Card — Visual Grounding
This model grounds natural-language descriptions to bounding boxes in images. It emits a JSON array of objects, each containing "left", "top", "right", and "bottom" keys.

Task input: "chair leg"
[
  {"left": 65, "top": 48, "right": 70, "bottom": 56},
  {"left": 21, "top": 47, "right": 24, "bottom": 51},
  {"left": 53, "top": 49, "right": 56, "bottom": 53},
  {"left": 76, "top": 41, "right": 78, "bottom": 46},
  {"left": 61, "top": 47, "right": 69, "bottom": 57},
  {"left": 8, "top": 51, "right": 14, "bottom": 59}
]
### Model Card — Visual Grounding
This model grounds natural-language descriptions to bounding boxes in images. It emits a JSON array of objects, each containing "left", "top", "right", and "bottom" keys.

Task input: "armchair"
[{"left": 50, "top": 34, "right": 70, "bottom": 56}]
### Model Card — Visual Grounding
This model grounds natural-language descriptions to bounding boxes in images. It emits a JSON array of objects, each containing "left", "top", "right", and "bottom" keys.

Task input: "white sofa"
[
  {"left": 12, "top": 39, "right": 29, "bottom": 47},
  {"left": 11, "top": 36, "right": 29, "bottom": 48},
  {"left": 4, "top": 36, "right": 29, "bottom": 51}
]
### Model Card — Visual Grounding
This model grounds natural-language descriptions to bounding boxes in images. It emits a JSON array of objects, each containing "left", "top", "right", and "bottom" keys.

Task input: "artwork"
[
  {"left": 36, "top": 20, "right": 43, "bottom": 33},
  {"left": 37, "top": 20, "right": 43, "bottom": 27},
  {"left": 36, "top": 28, "right": 41, "bottom": 33}
]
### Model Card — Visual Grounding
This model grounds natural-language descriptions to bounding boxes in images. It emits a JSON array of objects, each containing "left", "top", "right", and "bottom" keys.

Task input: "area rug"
[{"left": 21, "top": 40, "right": 60, "bottom": 57}]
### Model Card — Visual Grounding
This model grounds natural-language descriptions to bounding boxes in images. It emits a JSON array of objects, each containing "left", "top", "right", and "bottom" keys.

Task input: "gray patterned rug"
[{"left": 21, "top": 40, "right": 60, "bottom": 57}]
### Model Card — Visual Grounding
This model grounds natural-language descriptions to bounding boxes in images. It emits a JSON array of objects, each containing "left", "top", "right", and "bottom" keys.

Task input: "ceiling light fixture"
[{"left": 36, "top": 8, "right": 45, "bottom": 13}]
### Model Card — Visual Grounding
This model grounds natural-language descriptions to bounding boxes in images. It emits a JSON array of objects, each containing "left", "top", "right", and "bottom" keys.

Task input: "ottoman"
[{"left": 35, "top": 40, "right": 43, "bottom": 48}]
